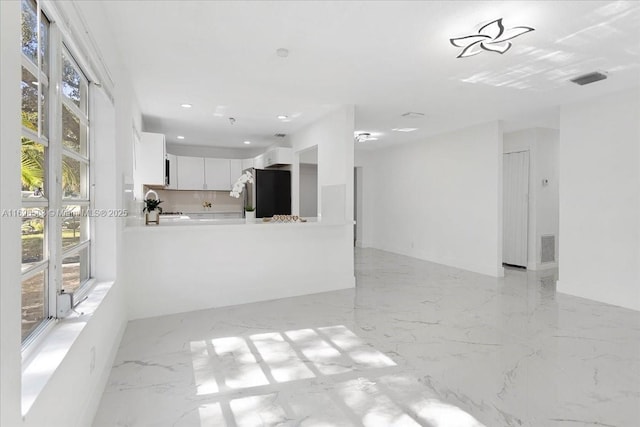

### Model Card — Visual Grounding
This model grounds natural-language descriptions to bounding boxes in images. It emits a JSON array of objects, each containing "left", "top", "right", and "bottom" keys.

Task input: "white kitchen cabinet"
[
  {"left": 166, "top": 153, "right": 178, "bottom": 189},
  {"left": 136, "top": 132, "right": 166, "bottom": 186},
  {"left": 263, "top": 147, "right": 293, "bottom": 168},
  {"left": 241, "top": 158, "right": 254, "bottom": 171},
  {"left": 229, "top": 159, "right": 243, "bottom": 184},
  {"left": 204, "top": 158, "right": 231, "bottom": 190},
  {"left": 254, "top": 154, "right": 265, "bottom": 169},
  {"left": 177, "top": 156, "right": 205, "bottom": 190}
]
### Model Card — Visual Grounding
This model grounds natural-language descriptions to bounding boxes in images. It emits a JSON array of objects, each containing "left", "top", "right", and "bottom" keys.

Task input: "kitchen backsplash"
[{"left": 152, "top": 189, "right": 242, "bottom": 213}]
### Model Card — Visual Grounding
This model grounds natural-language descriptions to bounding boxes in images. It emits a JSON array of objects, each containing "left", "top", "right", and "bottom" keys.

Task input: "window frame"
[{"left": 20, "top": 0, "right": 95, "bottom": 352}]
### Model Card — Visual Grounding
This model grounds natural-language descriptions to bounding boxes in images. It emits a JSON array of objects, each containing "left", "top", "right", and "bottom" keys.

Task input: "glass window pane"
[
  {"left": 21, "top": 0, "right": 38, "bottom": 65},
  {"left": 62, "top": 155, "right": 88, "bottom": 199},
  {"left": 39, "top": 12, "right": 49, "bottom": 74},
  {"left": 22, "top": 209, "right": 46, "bottom": 272},
  {"left": 21, "top": 66, "right": 38, "bottom": 132},
  {"left": 40, "top": 83, "right": 48, "bottom": 139},
  {"left": 62, "top": 247, "right": 89, "bottom": 294},
  {"left": 21, "top": 137, "right": 46, "bottom": 197},
  {"left": 22, "top": 270, "right": 46, "bottom": 340},
  {"left": 62, "top": 206, "right": 89, "bottom": 250},
  {"left": 62, "top": 53, "right": 83, "bottom": 110},
  {"left": 62, "top": 104, "right": 86, "bottom": 155}
]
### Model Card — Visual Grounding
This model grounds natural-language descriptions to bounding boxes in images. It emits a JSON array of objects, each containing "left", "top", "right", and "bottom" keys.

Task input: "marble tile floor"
[{"left": 93, "top": 248, "right": 640, "bottom": 427}]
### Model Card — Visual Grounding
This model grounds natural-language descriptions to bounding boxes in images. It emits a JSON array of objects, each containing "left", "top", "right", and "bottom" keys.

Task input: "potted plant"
[
  {"left": 143, "top": 197, "right": 163, "bottom": 225},
  {"left": 230, "top": 171, "right": 255, "bottom": 222},
  {"left": 244, "top": 204, "right": 256, "bottom": 222}
]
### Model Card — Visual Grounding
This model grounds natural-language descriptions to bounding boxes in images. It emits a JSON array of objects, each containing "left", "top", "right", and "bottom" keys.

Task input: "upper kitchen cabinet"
[
  {"left": 135, "top": 132, "right": 166, "bottom": 186},
  {"left": 204, "top": 158, "right": 231, "bottom": 190},
  {"left": 176, "top": 156, "right": 205, "bottom": 190},
  {"left": 229, "top": 159, "right": 243, "bottom": 184},
  {"left": 263, "top": 147, "right": 292, "bottom": 168}
]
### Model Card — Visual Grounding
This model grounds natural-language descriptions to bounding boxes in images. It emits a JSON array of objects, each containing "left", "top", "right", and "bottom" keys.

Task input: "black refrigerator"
[{"left": 245, "top": 169, "right": 291, "bottom": 218}]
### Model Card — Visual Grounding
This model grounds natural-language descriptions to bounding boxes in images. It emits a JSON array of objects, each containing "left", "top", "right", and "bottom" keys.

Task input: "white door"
[{"left": 503, "top": 151, "right": 529, "bottom": 267}]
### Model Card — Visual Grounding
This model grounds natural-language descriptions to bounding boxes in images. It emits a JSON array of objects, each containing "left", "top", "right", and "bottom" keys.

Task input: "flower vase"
[{"left": 245, "top": 210, "right": 255, "bottom": 223}]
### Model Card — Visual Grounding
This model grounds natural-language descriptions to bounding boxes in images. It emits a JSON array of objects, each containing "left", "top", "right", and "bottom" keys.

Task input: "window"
[
  {"left": 21, "top": 0, "right": 51, "bottom": 342},
  {"left": 20, "top": 0, "right": 93, "bottom": 345}
]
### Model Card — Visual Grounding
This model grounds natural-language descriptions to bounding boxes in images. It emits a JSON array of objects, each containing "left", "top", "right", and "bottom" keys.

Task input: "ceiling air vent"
[
  {"left": 401, "top": 112, "right": 425, "bottom": 119},
  {"left": 570, "top": 71, "right": 608, "bottom": 86},
  {"left": 274, "top": 133, "right": 286, "bottom": 138}
]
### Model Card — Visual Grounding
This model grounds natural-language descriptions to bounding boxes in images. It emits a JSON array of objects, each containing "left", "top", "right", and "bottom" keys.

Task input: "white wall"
[
  {"left": 355, "top": 150, "right": 375, "bottom": 248},
  {"left": 558, "top": 89, "right": 640, "bottom": 311},
  {"left": 0, "top": 2, "right": 24, "bottom": 426},
  {"left": 290, "top": 105, "right": 355, "bottom": 222},
  {"left": 125, "top": 223, "right": 355, "bottom": 320},
  {"left": 367, "top": 122, "right": 504, "bottom": 277},
  {"left": 299, "top": 164, "right": 318, "bottom": 217},
  {"left": 1, "top": 1, "right": 139, "bottom": 425},
  {"left": 504, "top": 128, "right": 560, "bottom": 270}
]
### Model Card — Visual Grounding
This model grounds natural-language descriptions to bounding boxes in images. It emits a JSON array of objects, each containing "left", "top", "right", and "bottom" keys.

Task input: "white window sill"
[{"left": 21, "top": 281, "right": 115, "bottom": 417}]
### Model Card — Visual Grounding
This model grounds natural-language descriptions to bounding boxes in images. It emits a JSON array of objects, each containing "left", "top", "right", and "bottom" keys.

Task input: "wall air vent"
[
  {"left": 541, "top": 235, "right": 556, "bottom": 263},
  {"left": 401, "top": 112, "right": 425, "bottom": 119},
  {"left": 274, "top": 133, "right": 286, "bottom": 138},
  {"left": 570, "top": 71, "right": 608, "bottom": 86}
]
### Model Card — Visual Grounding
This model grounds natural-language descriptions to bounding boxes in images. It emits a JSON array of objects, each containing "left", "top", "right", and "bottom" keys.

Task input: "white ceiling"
[{"left": 101, "top": 0, "right": 640, "bottom": 151}]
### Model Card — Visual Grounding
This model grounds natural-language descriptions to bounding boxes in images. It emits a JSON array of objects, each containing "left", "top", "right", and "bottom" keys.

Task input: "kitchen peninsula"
[{"left": 123, "top": 186, "right": 355, "bottom": 320}]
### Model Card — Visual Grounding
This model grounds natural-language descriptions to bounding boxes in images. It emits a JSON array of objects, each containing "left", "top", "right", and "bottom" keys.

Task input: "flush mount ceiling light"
[
  {"left": 355, "top": 132, "right": 379, "bottom": 143},
  {"left": 243, "top": 140, "right": 251, "bottom": 145},
  {"left": 180, "top": 103, "right": 192, "bottom": 108},
  {"left": 401, "top": 112, "right": 425, "bottom": 119},
  {"left": 177, "top": 135, "right": 185, "bottom": 140},
  {"left": 450, "top": 18, "right": 535, "bottom": 58},
  {"left": 392, "top": 128, "right": 418, "bottom": 132},
  {"left": 276, "top": 48, "right": 289, "bottom": 58},
  {"left": 277, "top": 115, "right": 288, "bottom": 120}
]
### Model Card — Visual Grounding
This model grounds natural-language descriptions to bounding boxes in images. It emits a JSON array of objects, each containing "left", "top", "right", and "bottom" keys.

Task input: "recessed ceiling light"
[
  {"left": 177, "top": 136, "right": 185, "bottom": 140},
  {"left": 243, "top": 140, "right": 251, "bottom": 145},
  {"left": 277, "top": 115, "right": 288, "bottom": 120},
  {"left": 392, "top": 128, "right": 418, "bottom": 132},
  {"left": 180, "top": 103, "right": 192, "bottom": 108}
]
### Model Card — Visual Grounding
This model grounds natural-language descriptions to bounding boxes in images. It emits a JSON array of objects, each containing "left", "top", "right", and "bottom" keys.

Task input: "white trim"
[
  {"left": 40, "top": 0, "right": 114, "bottom": 102},
  {"left": 21, "top": 260, "right": 48, "bottom": 279},
  {"left": 61, "top": 239, "right": 89, "bottom": 258},
  {"left": 61, "top": 146, "right": 89, "bottom": 163},
  {"left": 20, "top": 318, "right": 57, "bottom": 365}
]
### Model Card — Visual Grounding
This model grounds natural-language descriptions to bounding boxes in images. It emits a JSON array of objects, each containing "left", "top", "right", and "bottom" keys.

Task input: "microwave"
[{"left": 165, "top": 158, "right": 170, "bottom": 186}]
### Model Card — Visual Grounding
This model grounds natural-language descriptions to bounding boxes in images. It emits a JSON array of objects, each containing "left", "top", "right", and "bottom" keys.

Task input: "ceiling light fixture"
[
  {"left": 401, "top": 112, "right": 425, "bottom": 119},
  {"left": 276, "top": 48, "right": 289, "bottom": 58},
  {"left": 180, "top": 103, "right": 192, "bottom": 108},
  {"left": 392, "top": 128, "right": 418, "bottom": 132},
  {"left": 277, "top": 115, "right": 288, "bottom": 120},
  {"left": 450, "top": 18, "right": 535, "bottom": 58},
  {"left": 355, "top": 132, "right": 379, "bottom": 143},
  {"left": 177, "top": 135, "right": 185, "bottom": 140},
  {"left": 243, "top": 140, "right": 251, "bottom": 145}
]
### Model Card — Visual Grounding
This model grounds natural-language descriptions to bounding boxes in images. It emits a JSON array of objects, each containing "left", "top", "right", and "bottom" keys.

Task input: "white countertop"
[{"left": 125, "top": 217, "right": 353, "bottom": 231}]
